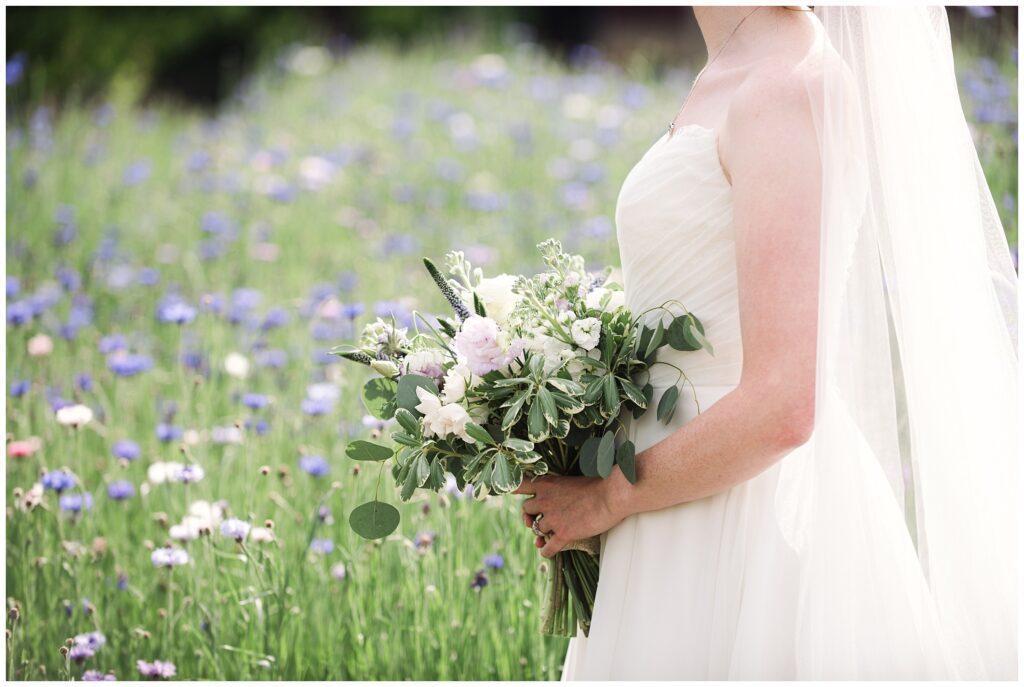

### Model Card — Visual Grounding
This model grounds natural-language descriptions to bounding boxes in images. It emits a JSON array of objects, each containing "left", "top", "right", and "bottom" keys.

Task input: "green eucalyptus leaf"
[
  {"left": 362, "top": 377, "right": 398, "bottom": 420},
  {"left": 396, "top": 374, "right": 439, "bottom": 416},
  {"left": 597, "top": 431, "right": 616, "bottom": 478},
  {"left": 656, "top": 385, "right": 680, "bottom": 423},
  {"left": 617, "top": 440, "right": 637, "bottom": 484},
  {"left": 349, "top": 500, "right": 401, "bottom": 540},
  {"left": 580, "top": 436, "right": 601, "bottom": 477},
  {"left": 345, "top": 440, "right": 394, "bottom": 462},
  {"left": 687, "top": 319, "right": 714, "bottom": 356},
  {"left": 644, "top": 319, "right": 665, "bottom": 360}
]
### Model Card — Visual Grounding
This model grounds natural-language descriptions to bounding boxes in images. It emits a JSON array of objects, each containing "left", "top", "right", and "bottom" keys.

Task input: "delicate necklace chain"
[{"left": 668, "top": 5, "right": 764, "bottom": 138}]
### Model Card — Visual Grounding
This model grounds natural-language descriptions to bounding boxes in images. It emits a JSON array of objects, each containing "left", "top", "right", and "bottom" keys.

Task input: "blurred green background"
[{"left": 4, "top": 5, "right": 1018, "bottom": 682}]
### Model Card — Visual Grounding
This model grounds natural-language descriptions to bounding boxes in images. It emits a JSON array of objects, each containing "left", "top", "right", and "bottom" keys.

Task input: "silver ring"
[{"left": 531, "top": 514, "right": 546, "bottom": 538}]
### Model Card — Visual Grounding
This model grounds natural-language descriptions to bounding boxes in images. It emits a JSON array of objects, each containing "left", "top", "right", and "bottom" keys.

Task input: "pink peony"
[{"left": 453, "top": 316, "right": 523, "bottom": 376}]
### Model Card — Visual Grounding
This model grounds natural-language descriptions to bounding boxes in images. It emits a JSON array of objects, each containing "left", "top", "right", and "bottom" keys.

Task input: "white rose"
[
  {"left": 473, "top": 274, "right": 522, "bottom": 326},
  {"left": 571, "top": 317, "right": 602, "bottom": 350},
  {"left": 441, "top": 363, "right": 475, "bottom": 404},
  {"left": 414, "top": 387, "right": 475, "bottom": 443},
  {"left": 403, "top": 349, "right": 447, "bottom": 381}
]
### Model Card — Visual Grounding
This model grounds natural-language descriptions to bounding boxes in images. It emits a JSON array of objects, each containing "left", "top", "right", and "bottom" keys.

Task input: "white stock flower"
[
  {"left": 414, "top": 387, "right": 475, "bottom": 444},
  {"left": 584, "top": 287, "right": 625, "bottom": 312},
  {"left": 571, "top": 317, "right": 602, "bottom": 350},
  {"left": 473, "top": 274, "right": 522, "bottom": 326}
]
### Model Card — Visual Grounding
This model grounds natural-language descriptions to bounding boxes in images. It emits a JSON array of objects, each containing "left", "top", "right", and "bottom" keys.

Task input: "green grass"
[{"left": 5, "top": 29, "right": 1017, "bottom": 681}]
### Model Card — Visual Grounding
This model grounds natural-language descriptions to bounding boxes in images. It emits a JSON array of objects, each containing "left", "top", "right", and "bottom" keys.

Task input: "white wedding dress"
[{"left": 561, "top": 123, "right": 808, "bottom": 679}]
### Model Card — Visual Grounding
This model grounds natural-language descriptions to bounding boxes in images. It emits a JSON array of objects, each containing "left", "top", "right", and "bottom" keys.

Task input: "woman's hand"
[{"left": 512, "top": 470, "right": 630, "bottom": 558}]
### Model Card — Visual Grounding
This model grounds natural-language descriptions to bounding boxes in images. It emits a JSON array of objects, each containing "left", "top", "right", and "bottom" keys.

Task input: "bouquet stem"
[{"left": 539, "top": 536, "right": 601, "bottom": 637}]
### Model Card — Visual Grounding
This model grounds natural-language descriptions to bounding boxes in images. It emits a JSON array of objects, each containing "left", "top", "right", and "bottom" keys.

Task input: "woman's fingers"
[{"left": 521, "top": 496, "right": 543, "bottom": 516}]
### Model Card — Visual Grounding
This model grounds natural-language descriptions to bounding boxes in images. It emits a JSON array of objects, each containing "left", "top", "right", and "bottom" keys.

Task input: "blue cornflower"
[
  {"left": 244, "top": 417, "right": 270, "bottom": 435},
  {"left": 42, "top": 470, "right": 76, "bottom": 493},
  {"left": 337, "top": 271, "right": 358, "bottom": 292},
  {"left": 137, "top": 267, "right": 160, "bottom": 286},
  {"left": 112, "top": 439, "right": 140, "bottom": 461},
  {"left": 56, "top": 265, "right": 81, "bottom": 292},
  {"left": 301, "top": 398, "right": 333, "bottom": 416},
  {"left": 220, "top": 518, "right": 251, "bottom": 542},
  {"left": 6, "top": 300, "right": 34, "bottom": 325},
  {"left": 966, "top": 5, "right": 996, "bottom": 19},
  {"left": 6, "top": 53, "right": 26, "bottom": 87},
  {"left": 241, "top": 393, "right": 269, "bottom": 410},
  {"left": 261, "top": 308, "right": 289, "bottom": 331},
  {"left": 155, "top": 424, "right": 182, "bottom": 443},
  {"left": 107, "top": 480, "right": 135, "bottom": 500},
  {"left": 484, "top": 553, "right": 505, "bottom": 570},
  {"left": 60, "top": 493, "right": 94, "bottom": 513},
  {"left": 122, "top": 159, "right": 152, "bottom": 186},
  {"left": 156, "top": 299, "right": 197, "bottom": 325},
  {"left": 107, "top": 352, "right": 153, "bottom": 377},
  {"left": 310, "top": 538, "right": 334, "bottom": 555},
  {"left": 98, "top": 334, "right": 127, "bottom": 354},
  {"left": 69, "top": 645, "right": 95, "bottom": 662},
  {"left": 75, "top": 373, "right": 93, "bottom": 392},
  {"left": 7, "top": 275, "right": 20, "bottom": 299},
  {"left": 10, "top": 379, "right": 30, "bottom": 398},
  {"left": 341, "top": 302, "right": 365, "bottom": 319},
  {"left": 299, "top": 455, "right": 330, "bottom": 477},
  {"left": 254, "top": 348, "right": 288, "bottom": 368},
  {"left": 470, "top": 569, "right": 489, "bottom": 590},
  {"left": 201, "top": 211, "right": 234, "bottom": 234}
]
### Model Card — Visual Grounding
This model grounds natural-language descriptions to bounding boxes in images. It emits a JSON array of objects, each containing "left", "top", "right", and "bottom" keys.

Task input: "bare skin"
[{"left": 514, "top": 5, "right": 823, "bottom": 558}]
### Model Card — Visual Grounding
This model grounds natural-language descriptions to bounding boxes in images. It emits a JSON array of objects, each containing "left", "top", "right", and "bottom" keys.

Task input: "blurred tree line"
[{"left": 5, "top": 5, "right": 1018, "bottom": 109}]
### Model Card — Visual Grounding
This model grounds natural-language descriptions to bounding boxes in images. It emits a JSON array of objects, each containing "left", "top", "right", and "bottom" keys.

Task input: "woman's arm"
[{"left": 516, "top": 63, "right": 822, "bottom": 557}]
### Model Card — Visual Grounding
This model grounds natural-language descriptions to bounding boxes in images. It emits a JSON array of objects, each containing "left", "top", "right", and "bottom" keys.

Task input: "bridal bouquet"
[{"left": 330, "top": 239, "right": 711, "bottom": 637}]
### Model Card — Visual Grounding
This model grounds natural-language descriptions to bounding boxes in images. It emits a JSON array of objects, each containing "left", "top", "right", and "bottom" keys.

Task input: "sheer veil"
[{"left": 775, "top": 6, "right": 1019, "bottom": 678}]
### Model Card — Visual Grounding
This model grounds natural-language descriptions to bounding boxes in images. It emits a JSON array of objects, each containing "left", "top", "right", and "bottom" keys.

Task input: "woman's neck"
[{"left": 693, "top": 6, "right": 812, "bottom": 58}]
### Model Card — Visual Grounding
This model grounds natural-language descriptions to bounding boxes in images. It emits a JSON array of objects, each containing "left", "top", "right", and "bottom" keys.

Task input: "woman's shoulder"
[{"left": 718, "top": 48, "right": 823, "bottom": 182}]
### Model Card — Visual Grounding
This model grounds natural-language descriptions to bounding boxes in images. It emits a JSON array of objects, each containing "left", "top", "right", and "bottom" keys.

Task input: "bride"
[{"left": 514, "top": 5, "right": 1018, "bottom": 680}]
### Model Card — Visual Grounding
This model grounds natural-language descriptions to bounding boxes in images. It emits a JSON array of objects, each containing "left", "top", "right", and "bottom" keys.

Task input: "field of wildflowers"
[{"left": 5, "top": 21, "right": 1017, "bottom": 681}]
